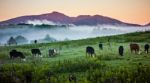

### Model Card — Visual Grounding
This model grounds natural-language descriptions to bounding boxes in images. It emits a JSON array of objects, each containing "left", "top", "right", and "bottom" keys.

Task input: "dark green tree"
[{"left": 7, "top": 36, "right": 17, "bottom": 45}]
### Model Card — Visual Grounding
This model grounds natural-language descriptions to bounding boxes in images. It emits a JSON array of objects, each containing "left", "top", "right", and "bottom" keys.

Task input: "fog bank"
[{"left": 0, "top": 25, "right": 150, "bottom": 44}]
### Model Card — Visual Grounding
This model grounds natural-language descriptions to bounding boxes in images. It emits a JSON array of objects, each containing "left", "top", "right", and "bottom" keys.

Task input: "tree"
[
  {"left": 15, "top": 35, "right": 28, "bottom": 44},
  {"left": 43, "top": 34, "right": 57, "bottom": 42},
  {"left": 7, "top": 36, "right": 17, "bottom": 45}
]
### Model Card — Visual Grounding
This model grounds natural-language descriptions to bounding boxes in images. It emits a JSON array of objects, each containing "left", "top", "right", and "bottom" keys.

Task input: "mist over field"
[{"left": 0, "top": 23, "right": 150, "bottom": 44}]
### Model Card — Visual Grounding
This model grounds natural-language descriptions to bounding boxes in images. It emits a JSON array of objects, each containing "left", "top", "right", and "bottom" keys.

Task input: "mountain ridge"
[{"left": 0, "top": 11, "right": 141, "bottom": 26}]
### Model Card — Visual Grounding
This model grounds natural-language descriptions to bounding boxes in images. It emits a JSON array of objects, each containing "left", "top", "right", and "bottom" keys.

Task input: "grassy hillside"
[{"left": 0, "top": 31, "right": 150, "bottom": 83}]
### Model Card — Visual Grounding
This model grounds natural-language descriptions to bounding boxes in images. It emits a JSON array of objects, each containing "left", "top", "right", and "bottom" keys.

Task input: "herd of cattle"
[
  {"left": 9, "top": 48, "right": 59, "bottom": 60},
  {"left": 86, "top": 43, "right": 149, "bottom": 57},
  {"left": 9, "top": 43, "right": 149, "bottom": 60}
]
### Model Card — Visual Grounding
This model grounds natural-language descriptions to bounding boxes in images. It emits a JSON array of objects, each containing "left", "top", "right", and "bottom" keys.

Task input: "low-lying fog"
[{"left": 0, "top": 24, "right": 150, "bottom": 44}]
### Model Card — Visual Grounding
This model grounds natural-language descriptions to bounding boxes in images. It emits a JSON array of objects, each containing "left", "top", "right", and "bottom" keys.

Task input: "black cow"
[
  {"left": 118, "top": 46, "right": 124, "bottom": 56},
  {"left": 144, "top": 44, "right": 149, "bottom": 54},
  {"left": 49, "top": 49, "right": 59, "bottom": 57},
  {"left": 9, "top": 50, "right": 25, "bottom": 60},
  {"left": 99, "top": 43, "right": 103, "bottom": 50},
  {"left": 31, "top": 49, "right": 41, "bottom": 56},
  {"left": 86, "top": 46, "right": 96, "bottom": 57},
  {"left": 34, "top": 40, "right": 37, "bottom": 44}
]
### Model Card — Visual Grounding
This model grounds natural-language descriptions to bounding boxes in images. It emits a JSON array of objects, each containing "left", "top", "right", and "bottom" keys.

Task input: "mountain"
[
  {"left": 144, "top": 23, "right": 150, "bottom": 26},
  {"left": 73, "top": 15, "right": 123, "bottom": 25},
  {"left": 0, "top": 11, "right": 141, "bottom": 26}
]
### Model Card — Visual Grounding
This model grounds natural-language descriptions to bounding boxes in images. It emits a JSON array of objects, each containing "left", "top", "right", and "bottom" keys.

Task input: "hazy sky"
[{"left": 0, "top": 0, "right": 150, "bottom": 25}]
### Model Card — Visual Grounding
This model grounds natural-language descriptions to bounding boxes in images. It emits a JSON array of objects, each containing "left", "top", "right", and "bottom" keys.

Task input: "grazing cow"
[
  {"left": 9, "top": 50, "right": 25, "bottom": 60},
  {"left": 144, "top": 44, "right": 149, "bottom": 54},
  {"left": 86, "top": 46, "right": 96, "bottom": 57},
  {"left": 118, "top": 46, "right": 124, "bottom": 56},
  {"left": 130, "top": 43, "right": 140, "bottom": 54},
  {"left": 49, "top": 49, "right": 59, "bottom": 57},
  {"left": 31, "top": 49, "right": 41, "bottom": 56},
  {"left": 99, "top": 43, "right": 103, "bottom": 50}
]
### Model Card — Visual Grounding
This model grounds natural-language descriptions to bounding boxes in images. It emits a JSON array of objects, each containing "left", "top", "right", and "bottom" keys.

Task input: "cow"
[
  {"left": 9, "top": 50, "right": 26, "bottom": 61},
  {"left": 118, "top": 46, "right": 124, "bottom": 56},
  {"left": 144, "top": 44, "right": 149, "bottom": 54},
  {"left": 49, "top": 49, "right": 59, "bottom": 57},
  {"left": 86, "top": 46, "right": 96, "bottom": 57},
  {"left": 130, "top": 43, "right": 140, "bottom": 54},
  {"left": 99, "top": 43, "right": 103, "bottom": 50},
  {"left": 34, "top": 40, "right": 37, "bottom": 44},
  {"left": 31, "top": 49, "right": 41, "bottom": 57}
]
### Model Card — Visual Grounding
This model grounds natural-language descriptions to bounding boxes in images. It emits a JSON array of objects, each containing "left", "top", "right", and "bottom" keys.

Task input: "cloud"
[{"left": 26, "top": 19, "right": 58, "bottom": 26}]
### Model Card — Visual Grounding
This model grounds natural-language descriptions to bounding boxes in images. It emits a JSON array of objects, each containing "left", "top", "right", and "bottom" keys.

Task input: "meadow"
[{"left": 0, "top": 31, "right": 150, "bottom": 83}]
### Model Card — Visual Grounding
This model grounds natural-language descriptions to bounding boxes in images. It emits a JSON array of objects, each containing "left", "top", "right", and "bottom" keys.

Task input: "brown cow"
[{"left": 130, "top": 43, "right": 140, "bottom": 54}]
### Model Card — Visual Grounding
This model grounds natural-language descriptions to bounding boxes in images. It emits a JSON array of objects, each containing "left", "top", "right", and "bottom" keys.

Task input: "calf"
[
  {"left": 118, "top": 46, "right": 124, "bottom": 56},
  {"left": 49, "top": 49, "right": 59, "bottom": 57},
  {"left": 144, "top": 44, "right": 149, "bottom": 54},
  {"left": 31, "top": 49, "right": 41, "bottom": 57},
  {"left": 9, "top": 50, "right": 25, "bottom": 60},
  {"left": 86, "top": 46, "right": 96, "bottom": 57},
  {"left": 99, "top": 43, "right": 103, "bottom": 50}
]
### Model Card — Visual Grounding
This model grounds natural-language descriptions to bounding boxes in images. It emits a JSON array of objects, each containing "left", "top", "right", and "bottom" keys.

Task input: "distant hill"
[
  {"left": 144, "top": 23, "right": 150, "bottom": 26},
  {"left": 0, "top": 11, "right": 141, "bottom": 26}
]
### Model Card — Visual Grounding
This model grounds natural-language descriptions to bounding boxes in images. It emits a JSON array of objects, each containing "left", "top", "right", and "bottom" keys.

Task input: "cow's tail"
[{"left": 10, "top": 54, "right": 13, "bottom": 59}]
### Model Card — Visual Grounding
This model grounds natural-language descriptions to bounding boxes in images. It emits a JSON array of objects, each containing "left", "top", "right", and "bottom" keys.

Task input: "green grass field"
[{"left": 0, "top": 31, "right": 150, "bottom": 83}]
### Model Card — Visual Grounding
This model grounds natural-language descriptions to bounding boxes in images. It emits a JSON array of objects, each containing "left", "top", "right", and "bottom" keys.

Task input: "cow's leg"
[
  {"left": 10, "top": 55, "right": 13, "bottom": 59},
  {"left": 40, "top": 54, "right": 43, "bottom": 57},
  {"left": 145, "top": 49, "right": 147, "bottom": 54},
  {"left": 12, "top": 56, "right": 14, "bottom": 60},
  {"left": 33, "top": 54, "right": 35, "bottom": 57},
  {"left": 134, "top": 50, "right": 136, "bottom": 54},
  {"left": 120, "top": 52, "right": 122, "bottom": 56},
  {"left": 91, "top": 54, "right": 93, "bottom": 57},
  {"left": 146, "top": 49, "right": 148, "bottom": 54},
  {"left": 136, "top": 50, "right": 138, "bottom": 54},
  {"left": 144, "top": 49, "right": 146, "bottom": 53},
  {"left": 35, "top": 54, "right": 37, "bottom": 57}
]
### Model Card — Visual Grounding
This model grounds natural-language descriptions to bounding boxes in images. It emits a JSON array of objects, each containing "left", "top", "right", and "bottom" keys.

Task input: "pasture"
[{"left": 0, "top": 31, "right": 150, "bottom": 83}]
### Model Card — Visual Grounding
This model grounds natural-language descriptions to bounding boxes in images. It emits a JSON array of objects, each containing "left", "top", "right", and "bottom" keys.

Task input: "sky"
[{"left": 0, "top": 0, "right": 150, "bottom": 25}]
